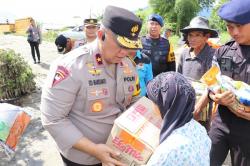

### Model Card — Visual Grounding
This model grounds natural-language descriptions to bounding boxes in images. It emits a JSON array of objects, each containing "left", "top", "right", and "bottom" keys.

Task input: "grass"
[{"left": 42, "top": 30, "right": 59, "bottom": 42}]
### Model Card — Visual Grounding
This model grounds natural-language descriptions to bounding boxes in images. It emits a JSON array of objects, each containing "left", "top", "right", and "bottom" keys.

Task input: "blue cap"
[
  {"left": 218, "top": 0, "right": 250, "bottom": 24},
  {"left": 148, "top": 14, "right": 164, "bottom": 27}
]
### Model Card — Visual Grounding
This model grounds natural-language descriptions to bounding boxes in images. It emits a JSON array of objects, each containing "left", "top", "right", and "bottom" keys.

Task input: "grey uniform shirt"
[
  {"left": 41, "top": 40, "right": 139, "bottom": 165},
  {"left": 177, "top": 44, "right": 216, "bottom": 80}
]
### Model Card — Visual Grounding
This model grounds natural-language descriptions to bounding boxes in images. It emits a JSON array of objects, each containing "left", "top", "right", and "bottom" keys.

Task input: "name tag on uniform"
[
  {"left": 124, "top": 76, "right": 135, "bottom": 82},
  {"left": 88, "top": 79, "right": 106, "bottom": 86},
  {"left": 87, "top": 87, "right": 110, "bottom": 100}
]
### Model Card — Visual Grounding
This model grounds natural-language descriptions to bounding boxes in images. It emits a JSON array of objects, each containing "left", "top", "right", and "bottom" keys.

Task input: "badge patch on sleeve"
[{"left": 52, "top": 66, "right": 69, "bottom": 87}]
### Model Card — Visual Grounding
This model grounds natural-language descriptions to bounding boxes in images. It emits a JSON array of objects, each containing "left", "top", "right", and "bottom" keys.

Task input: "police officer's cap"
[
  {"left": 55, "top": 35, "right": 67, "bottom": 53},
  {"left": 84, "top": 18, "right": 99, "bottom": 26},
  {"left": 218, "top": 0, "right": 250, "bottom": 24},
  {"left": 102, "top": 5, "right": 142, "bottom": 49},
  {"left": 148, "top": 14, "right": 164, "bottom": 27}
]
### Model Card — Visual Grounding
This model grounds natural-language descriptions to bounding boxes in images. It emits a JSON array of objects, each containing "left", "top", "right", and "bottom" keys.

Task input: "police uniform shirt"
[
  {"left": 211, "top": 40, "right": 250, "bottom": 141},
  {"left": 72, "top": 39, "right": 87, "bottom": 50},
  {"left": 177, "top": 44, "right": 216, "bottom": 80},
  {"left": 41, "top": 40, "right": 139, "bottom": 165}
]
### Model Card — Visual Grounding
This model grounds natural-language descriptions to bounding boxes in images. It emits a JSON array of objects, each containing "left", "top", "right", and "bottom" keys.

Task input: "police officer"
[
  {"left": 206, "top": 1, "right": 250, "bottom": 165},
  {"left": 84, "top": 18, "right": 100, "bottom": 43},
  {"left": 141, "top": 14, "right": 176, "bottom": 77},
  {"left": 55, "top": 19, "right": 99, "bottom": 54},
  {"left": 41, "top": 6, "right": 142, "bottom": 166}
]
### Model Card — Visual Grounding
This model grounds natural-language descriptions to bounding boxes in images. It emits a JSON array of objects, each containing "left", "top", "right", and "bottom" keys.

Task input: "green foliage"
[
  {"left": 149, "top": 0, "right": 214, "bottom": 36},
  {"left": 219, "top": 31, "right": 231, "bottom": 45},
  {"left": 175, "top": 0, "right": 200, "bottom": 35},
  {"left": 169, "top": 35, "right": 180, "bottom": 50},
  {"left": 0, "top": 49, "right": 36, "bottom": 100},
  {"left": 209, "top": 0, "right": 229, "bottom": 32},
  {"left": 136, "top": 7, "right": 153, "bottom": 36},
  {"left": 42, "top": 30, "right": 59, "bottom": 42}
]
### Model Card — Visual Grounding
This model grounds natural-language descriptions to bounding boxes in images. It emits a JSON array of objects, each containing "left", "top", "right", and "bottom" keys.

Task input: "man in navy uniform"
[
  {"left": 206, "top": 0, "right": 250, "bottom": 165},
  {"left": 41, "top": 6, "right": 142, "bottom": 166},
  {"left": 141, "top": 14, "right": 176, "bottom": 77}
]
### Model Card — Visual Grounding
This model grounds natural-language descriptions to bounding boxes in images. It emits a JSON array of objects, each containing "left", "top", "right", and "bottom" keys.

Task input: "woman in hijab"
[{"left": 146, "top": 72, "right": 211, "bottom": 166}]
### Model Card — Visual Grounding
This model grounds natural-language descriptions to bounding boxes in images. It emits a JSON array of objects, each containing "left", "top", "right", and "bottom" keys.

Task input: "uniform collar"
[{"left": 185, "top": 44, "right": 210, "bottom": 60}]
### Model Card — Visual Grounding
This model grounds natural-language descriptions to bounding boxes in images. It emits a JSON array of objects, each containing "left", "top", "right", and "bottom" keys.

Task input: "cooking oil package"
[{"left": 201, "top": 65, "right": 250, "bottom": 112}]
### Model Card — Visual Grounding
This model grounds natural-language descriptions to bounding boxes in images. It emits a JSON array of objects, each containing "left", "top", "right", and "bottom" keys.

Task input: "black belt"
[{"left": 60, "top": 154, "right": 102, "bottom": 166}]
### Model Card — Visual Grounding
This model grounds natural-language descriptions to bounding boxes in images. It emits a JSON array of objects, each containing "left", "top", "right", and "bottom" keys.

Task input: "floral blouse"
[{"left": 146, "top": 119, "right": 211, "bottom": 166}]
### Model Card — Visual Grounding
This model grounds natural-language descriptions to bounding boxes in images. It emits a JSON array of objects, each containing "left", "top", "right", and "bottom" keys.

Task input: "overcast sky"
[{"left": 0, "top": 0, "right": 149, "bottom": 25}]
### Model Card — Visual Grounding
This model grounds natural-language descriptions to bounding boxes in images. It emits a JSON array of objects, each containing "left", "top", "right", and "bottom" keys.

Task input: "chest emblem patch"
[{"left": 92, "top": 101, "right": 103, "bottom": 112}]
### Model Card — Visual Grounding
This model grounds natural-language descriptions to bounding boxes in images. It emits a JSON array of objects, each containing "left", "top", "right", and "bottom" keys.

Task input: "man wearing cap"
[
  {"left": 41, "top": 5, "right": 142, "bottom": 166},
  {"left": 200, "top": 1, "right": 250, "bottom": 165},
  {"left": 141, "top": 14, "right": 176, "bottom": 77},
  {"left": 55, "top": 19, "right": 99, "bottom": 54},
  {"left": 84, "top": 18, "right": 100, "bottom": 43},
  {"left": 55, "top": 34, "right": 86, "bottom": 54}
]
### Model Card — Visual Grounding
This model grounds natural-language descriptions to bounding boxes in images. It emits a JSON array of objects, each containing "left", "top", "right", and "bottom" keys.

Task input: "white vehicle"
[{"left": 59, "top": 25, "right": 85, "bottom": 40}]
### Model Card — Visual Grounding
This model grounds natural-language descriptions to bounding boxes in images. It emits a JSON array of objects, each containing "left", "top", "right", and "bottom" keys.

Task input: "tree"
[
  {"left": 149, "top": 0, "right": 215, "bottom": 35},
  {"left": 175, "top": 0, "right": 200, "bottom": 34},
  {"left": 135, "top": 7, "right": 153, "bottom": 35},
  {"left": 209, "top": 0, "right": 229, "bottom": 32}
]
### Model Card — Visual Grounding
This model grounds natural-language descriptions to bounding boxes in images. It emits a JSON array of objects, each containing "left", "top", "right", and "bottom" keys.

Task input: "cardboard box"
[{"left": 106, "top": 97, "right": 162, "bottom": 166}]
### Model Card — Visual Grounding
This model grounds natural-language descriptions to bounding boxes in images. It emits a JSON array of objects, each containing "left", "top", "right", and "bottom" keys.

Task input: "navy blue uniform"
[
  {"left": 141, "top": 36, "right": 176, "bottom": 77},
  {"left": 209, "top": 41, "right": 250, "bottom": 166}
]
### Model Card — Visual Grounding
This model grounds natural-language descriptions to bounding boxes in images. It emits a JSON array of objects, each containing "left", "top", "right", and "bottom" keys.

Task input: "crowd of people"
[{"left": 39, "top": 0, "right": 250, "bottom": 165}]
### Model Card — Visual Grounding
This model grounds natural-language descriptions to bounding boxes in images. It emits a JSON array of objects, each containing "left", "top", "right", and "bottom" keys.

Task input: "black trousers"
[
  {"left": 29, "top": 41, "right": 40, "bottom": 63},
  {"left": 60, "top": 154, "right": 102, "bottom": 166},
  {"left": 209, "top": 111, "right": 250, "bottom": 166}
]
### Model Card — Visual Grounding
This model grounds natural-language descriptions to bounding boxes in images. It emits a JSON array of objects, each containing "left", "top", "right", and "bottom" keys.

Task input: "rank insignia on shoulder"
[
  {"left": 95, "top": 53, "right": 103, "bottom": 65},
  {"left": 52, "top": 66, "right": 69, "bottom": 87}
]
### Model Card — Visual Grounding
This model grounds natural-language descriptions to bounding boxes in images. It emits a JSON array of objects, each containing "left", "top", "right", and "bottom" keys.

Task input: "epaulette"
[{"left": 58, "top": 45, "right": 90, "bottom": 67}]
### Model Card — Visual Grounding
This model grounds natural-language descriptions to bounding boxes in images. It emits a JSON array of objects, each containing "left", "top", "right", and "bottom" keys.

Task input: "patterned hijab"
[{"left": 147, "top": 72, "right": 195, "bottom": 143}]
